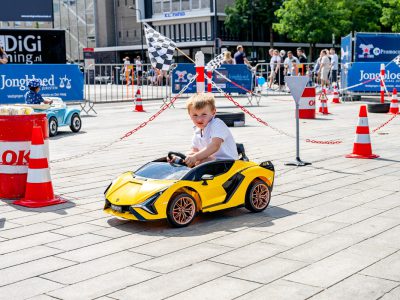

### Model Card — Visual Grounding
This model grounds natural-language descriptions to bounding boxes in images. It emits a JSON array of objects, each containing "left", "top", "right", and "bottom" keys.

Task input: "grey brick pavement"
[{"left": 0, "top": 95, "right": 399, "bottom": 299}]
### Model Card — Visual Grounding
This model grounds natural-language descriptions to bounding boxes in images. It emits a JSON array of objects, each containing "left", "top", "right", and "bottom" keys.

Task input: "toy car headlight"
[{"left": 132, "top": 188, "right": 167, "bottom": 215}]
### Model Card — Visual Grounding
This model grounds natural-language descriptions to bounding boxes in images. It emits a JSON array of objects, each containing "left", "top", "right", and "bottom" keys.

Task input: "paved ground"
[{"left": 1, "top": 94, "right": 399, "bottom": 300}]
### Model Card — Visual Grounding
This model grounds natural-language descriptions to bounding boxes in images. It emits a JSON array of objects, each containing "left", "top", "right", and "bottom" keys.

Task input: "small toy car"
[
  {"left": 31, "top": 98, "right": 82, "bottom": 137},
  {"left": 104, "top": 144, "right": 274, "bottom": 227}
]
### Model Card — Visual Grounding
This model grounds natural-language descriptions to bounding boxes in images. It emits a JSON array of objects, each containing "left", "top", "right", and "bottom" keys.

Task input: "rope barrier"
[{"left": 50, "top": 74, "right": 198, "bottom": 164}]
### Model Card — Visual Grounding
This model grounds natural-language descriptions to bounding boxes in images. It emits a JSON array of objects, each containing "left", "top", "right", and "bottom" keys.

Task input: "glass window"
[
  {"left": 192, "top": 0, "right": 199, "bottom": 9},
  {"left": 172, "top": 0, "right": 180, "bottom": 11},
  {"left": 162, "top": 0, "right": 171, "bottom": 12},
  {"left": 182, "top": 0, "right": 190, "bottom": 10},
  {"left": 200, "top": 0, "right": 209, "bottom": 9},
  {"left": 153, "top": 0, "right": 161, "bottom": 13}
]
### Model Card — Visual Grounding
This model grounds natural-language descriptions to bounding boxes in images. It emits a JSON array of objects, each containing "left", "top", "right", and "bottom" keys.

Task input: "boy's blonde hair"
[{"left": 186, "top": 93, "right": 216, "bottom": 112}]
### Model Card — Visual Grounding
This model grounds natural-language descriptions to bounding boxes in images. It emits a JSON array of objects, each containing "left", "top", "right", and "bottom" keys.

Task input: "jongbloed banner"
[
  {"left": 0, "top": 29, "right": 66, "bottom": 64},
  {"left": 0, "top": 0, "right": 53, "bottom": 21},
  {"left": 0, "top": 64, "right": 84, "bottom": 103},
  {"left": 346, "top": 62, "right": 400, "bottom": 92}
]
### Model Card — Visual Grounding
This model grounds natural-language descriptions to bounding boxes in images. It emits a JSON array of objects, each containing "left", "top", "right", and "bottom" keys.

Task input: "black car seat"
[{"left": 236, "top": 143, "right": 249, "bottom": 161}]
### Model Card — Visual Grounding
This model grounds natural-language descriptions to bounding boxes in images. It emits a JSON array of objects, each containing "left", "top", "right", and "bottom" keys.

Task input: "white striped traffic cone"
[
  {"left": 318, "top": 89, "right": 330, "bottom": 114},
  {"left": 14, "top": 126, "right": 66, "bottom": 207},
  {"left": 134, "top": 88, "right": 145, "bottom": 112},
  {"left": 389, "top": 88, "right": 399, "bottom": 115},
  {"left": 332, "top": 84, "right": 340, "bottom": 104},
  {"left": 346, "top": 105, "right": 379, "bottom": 159}
]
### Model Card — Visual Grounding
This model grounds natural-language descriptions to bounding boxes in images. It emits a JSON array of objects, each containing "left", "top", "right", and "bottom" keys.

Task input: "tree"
[
  {"left": 224, "top": 0, "right": 281, "bottom": 47},
  {"left": 336, "top": 0, "right": 382, "bottom": 33},
  {"left": 381, "top": 0, "right": 400, "bottom": 32},
  {"left": 274, "top": 0, "right": 344, "bottom": 60}
]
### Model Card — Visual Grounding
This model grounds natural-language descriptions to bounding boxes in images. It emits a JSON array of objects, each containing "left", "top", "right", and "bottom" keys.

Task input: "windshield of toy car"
[{"left": 134, "top": 162, "right": 190, "bottom": 180}]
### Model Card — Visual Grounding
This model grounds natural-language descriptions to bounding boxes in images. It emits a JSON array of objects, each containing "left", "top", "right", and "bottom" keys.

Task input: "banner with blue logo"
[
  {"left": 341, "top": 33, "right": 352, "bottom": 65},
  {"left": 172, "top": 64, "right": 252, "bottom": 94},
  {"left": 346, "top": 62, "right": 400, "bottom": 92},
  {"left": 355, "top": 32, "right": 400, "bottom": 62},
  {"left": 0, "top": 64, "right": 84, "bottom": 104}
]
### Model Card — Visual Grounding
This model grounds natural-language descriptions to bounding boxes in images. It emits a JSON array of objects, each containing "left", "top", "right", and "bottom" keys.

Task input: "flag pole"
[{"left": 176, "top": 47, "right": 195, "bottom": 63}]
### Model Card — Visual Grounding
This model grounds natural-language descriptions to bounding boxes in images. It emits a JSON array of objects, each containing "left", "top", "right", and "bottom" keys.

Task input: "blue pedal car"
[{"left": 33, "top": 98, "right": 82, "bottom": 137}]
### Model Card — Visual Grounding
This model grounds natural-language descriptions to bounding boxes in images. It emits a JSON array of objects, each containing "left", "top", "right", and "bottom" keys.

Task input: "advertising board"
[
  {"left": 0, "top": 0, "right": 53, "bottom": 22},
  {"left": 0, "top": 64, "right": 84, "bottom": 104},
  {"left": 0, "top": 29, "right": 66, "bottom": 64}
]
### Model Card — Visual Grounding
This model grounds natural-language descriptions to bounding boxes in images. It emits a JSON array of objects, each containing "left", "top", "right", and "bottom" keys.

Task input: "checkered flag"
[
  {"left": 144, "top": 25, "right": 176, "bottom": 71},
  {"left": 394, "top": 55, "right": 400, "bottom": 67},
  {"left": 206, "top": 52, "right": 225, "bottom": 71}
]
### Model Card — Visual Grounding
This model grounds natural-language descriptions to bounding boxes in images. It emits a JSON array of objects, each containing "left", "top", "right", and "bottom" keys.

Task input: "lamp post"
[
  {"left": 128, "top": 5, "right": 144, "bottom": 62},
  {"left": 250, "top": 0, "right": 255, "bottom": 63}
]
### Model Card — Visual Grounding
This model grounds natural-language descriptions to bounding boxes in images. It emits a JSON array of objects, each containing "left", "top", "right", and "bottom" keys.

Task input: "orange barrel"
[
  {"left": 0, "top": 114, "right": 48, "bottom": 199},
  {"left": 299, "top": 87, "right": 316, "bottom": 119}
]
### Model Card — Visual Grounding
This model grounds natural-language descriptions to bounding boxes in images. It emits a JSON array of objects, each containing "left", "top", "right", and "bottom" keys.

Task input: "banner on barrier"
[
  {"left": 346, "top": 62, "right": 400, "bottom": 92},
  {"left": 355, "top": 32, "right": 400, "bottom": 63},
  {"left": 172, "top": 64, "right": 252, "bottom": 94},
  {"left": 0, "top": 64, "right": 84, "bottom": 104}
]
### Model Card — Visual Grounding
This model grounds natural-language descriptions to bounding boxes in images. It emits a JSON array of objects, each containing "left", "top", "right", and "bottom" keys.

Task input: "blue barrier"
[
  {"left": 346, "top": 62, "right": 400, "bottom": 92},
  {"left": 172, "top": 64, "right": 252, "bottom": 94},
  {"left": 0, "top": 64, "right": 84, "bottom": 104}
]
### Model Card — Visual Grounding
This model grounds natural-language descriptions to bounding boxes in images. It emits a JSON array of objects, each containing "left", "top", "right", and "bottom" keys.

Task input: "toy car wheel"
[
  {"left": 70, "top": 113, "right": 82, "bottom": 132},
  {"left": 245, "top": 179, "right": 271, "bottom": 212},
  {"left": 49, "top": 117, "right": 58, "bottom": 137},
  {"left": 167, "top": 193, "right": 197, "bottom": 227}
]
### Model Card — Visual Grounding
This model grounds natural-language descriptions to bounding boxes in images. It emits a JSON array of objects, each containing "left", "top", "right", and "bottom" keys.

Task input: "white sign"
[{"left": 285, "top": 76, "right": 309, "bottom": 105}]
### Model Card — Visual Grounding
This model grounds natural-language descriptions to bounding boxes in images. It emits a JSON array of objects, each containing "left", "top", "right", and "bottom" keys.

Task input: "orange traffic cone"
[
  {"left": 134, "top": 88, "right": 145, "bottom": 112},
  {"left": 318, "top": 89, "right": 330, "bottom": 114},
  {"left": 332, "top": 84, "right": 340, "bottom": 104},
  {"left": 388, "top": 88, "right": 399, "bottom": 115},
  {"left": 346, "top": 105, "right": 379, "bottom": 159},
  {"left": 13, "top": 127, "right": 66, "bottom": 207}
]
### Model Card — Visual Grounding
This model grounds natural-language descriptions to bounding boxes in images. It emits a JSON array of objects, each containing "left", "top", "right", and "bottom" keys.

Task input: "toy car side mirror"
[{"left": 201, "top": 174, "right": 214, "bottom": 185}]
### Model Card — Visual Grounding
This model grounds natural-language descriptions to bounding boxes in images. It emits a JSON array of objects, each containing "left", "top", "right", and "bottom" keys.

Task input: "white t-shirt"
[
  {"left": 284, "top": 56, "right": 299, "bottom": 74},
  {"left": 330, "top": 53, "right": 338, "bottom": 70},
  {"left": 270, "top": 55, "right": 281, "bottom": 73},
  {"left": 192, "top": 117, "right": 238, "bottom": 160},
  {"left": 135, "top": 59, "right": 142, "bottom": 71}
]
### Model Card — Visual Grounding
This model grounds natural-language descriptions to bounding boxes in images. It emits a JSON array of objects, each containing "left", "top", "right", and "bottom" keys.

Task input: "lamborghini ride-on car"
[{"left": 104, "top": 144, "right": 275, "bottom": 227}]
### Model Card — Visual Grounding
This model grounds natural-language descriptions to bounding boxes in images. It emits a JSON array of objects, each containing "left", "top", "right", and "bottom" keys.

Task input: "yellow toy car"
[{"left": 104, "top": 144, "right": 274, "bottom": 227}]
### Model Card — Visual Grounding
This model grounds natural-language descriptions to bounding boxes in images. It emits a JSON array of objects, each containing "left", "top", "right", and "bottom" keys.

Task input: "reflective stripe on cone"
[{"left": 346, "top": 105, "right": 379, "bottom": 159}]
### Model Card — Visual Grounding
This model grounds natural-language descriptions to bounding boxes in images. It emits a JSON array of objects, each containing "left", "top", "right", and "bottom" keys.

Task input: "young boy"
[
  {"left": 182, "top": 93, "right": 238, "bottom": 167},
  {"left": 25, "top": 79, "right": 53, "bottom": 105}
]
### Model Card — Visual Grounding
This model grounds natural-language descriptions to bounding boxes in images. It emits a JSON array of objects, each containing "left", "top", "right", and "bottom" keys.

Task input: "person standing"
[
  {"left": 284, "top": 51, "right": 300, "bottom": 76},
  {"left": 221, "top": 51, "right": 235, "bottom": 64},
  {"left": 135, "top": 56, "right": 143, "bottom": 86},
  {"left": 318, "top": 49, "right": 331, "bottom": 88},
  {"left": 234, "top": 45, "right": 251, "bottom": 66},
  {"left": 296, "top": 47, "right": 307, "bottom": 75},
  {"left": 329, "top": 48, "right": 339, "bottom": 85},
  {"left": 0, "top": 47, "right": 8, "bottom": 64},
  {"left": 122, "top": 56, "right": 132, "bottom": 84}
]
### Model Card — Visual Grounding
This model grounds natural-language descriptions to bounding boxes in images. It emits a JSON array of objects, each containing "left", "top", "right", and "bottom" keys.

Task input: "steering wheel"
[{"left": 167, "top": 151, "right": 187, "bottom": 166}]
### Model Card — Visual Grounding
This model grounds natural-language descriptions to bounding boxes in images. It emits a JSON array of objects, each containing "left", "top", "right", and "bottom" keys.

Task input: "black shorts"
[{"left": 137, "top": 71, "right": 143, "bottom": 76}]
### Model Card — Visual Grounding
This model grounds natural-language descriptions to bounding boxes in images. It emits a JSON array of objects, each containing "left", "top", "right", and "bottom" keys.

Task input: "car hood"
[{"left": 106, "top": 172, "right": 174, "bottom": 205}]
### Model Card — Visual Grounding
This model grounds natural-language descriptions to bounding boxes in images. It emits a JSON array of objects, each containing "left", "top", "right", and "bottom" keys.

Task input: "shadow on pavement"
[{"left": 106, "top": 205, "right": 296, "bottom": 237}]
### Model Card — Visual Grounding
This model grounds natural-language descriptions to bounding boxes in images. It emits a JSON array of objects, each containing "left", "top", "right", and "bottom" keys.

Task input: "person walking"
[{"left": 268, "top": 49, "right": 281, "bottom": 89}]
